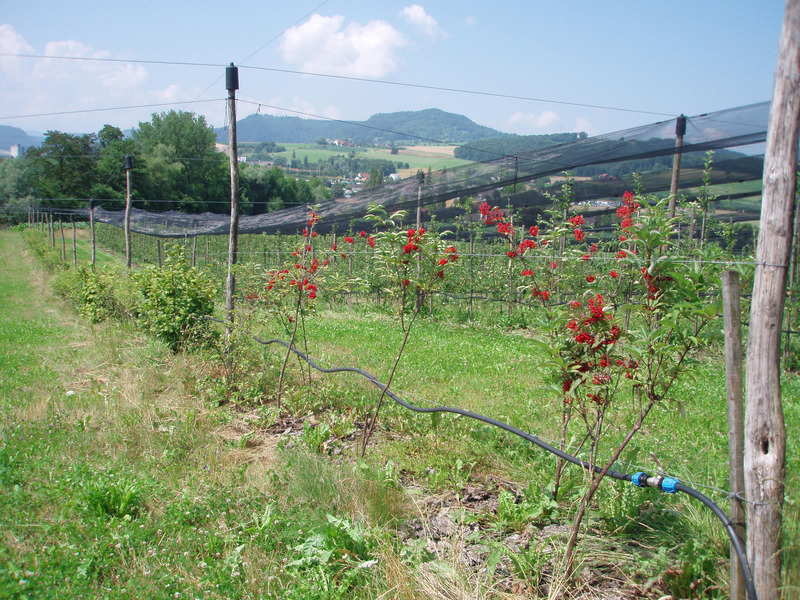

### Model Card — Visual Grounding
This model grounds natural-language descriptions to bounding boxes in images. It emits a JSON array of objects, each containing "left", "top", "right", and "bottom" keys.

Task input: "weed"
[
  {"left": 82, "top": 473, "right": 144, "bottom": 520},
  {"left": 302, "top": 420, "right": 332, "bottom": 454},
  {"left": 496, "top": 486, "right": 558, "bottom": 532}
]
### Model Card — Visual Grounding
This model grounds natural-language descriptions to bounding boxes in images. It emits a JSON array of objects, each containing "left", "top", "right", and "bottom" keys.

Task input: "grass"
[
  {"left": 0, "top": 231, "right": 400, "bottom": 599},
  {"left": 3, "top": 226, "right": 799, "bottom": 599}
]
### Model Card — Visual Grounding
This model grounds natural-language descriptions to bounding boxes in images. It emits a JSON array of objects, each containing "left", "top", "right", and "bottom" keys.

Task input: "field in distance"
[{"left": 240, "top": 142, "right": 474, "bottom": 178}]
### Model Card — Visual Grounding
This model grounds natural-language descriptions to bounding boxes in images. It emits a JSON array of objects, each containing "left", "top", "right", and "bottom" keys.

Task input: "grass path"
[
  {"left": 0, "top": 230, "right": 401, "bottom": 600},
  {"left": 0, "top": 232, "right": 252, "bottom": 598},
  {"left": 0, "top": 229, "right": 82, "bottom": 410}
]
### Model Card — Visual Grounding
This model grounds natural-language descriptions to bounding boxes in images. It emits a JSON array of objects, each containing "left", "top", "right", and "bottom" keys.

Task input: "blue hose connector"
[
  {"left": 632, "top": 472, "right": 649, "bottom": 487},
  {"left": 661, "top": 477, "right": 680, "bottom": 493}
]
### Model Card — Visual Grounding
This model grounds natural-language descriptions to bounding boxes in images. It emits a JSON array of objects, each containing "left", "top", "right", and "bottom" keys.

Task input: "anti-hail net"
[{"left": 82, "top": 101, "right": 770, "bottom": 237}]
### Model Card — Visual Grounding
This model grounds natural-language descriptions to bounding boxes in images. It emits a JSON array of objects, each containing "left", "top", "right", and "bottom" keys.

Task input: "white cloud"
[
  {"left": 280, "top": 14, "right": 407, "bottom": 78},
  {"left": 574, "top": 117, "right": 597, "bottom": 136},
  {"left": 0, "top": 25, "right": 198, "bottom": 131},
  {"left": 290, "top": 97, "right": 321, "bottom": 117},
  {"left": 400, "top": 5, "right": 444, "bottom": 39},
  {"left": 507, "top": 110, "right": 561, "bottom": 133},
  {"left": 100, "top": 63, "right": 149, "bottom": 90},
  {"left": 322, "top": 105, "right": 341, "bottom": 120},
  {"left": 0, "top": 24, "right": 36, "bottom": 77}
]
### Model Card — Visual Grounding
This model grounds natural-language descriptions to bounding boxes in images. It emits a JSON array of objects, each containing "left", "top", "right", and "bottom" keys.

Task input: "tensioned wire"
[{"left": 0, "top": 52, "right": 677, "bottom": 120}]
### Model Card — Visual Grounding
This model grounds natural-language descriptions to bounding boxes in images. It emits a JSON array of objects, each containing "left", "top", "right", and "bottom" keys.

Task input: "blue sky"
[{"left": 0, "top": 1, "right": 787, "bottom": 138}]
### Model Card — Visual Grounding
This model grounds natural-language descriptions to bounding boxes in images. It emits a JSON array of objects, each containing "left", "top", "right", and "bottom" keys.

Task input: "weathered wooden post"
[
  {"left": 668, "top": 114, "right": 687, "bottom": 220},
  {"left": 722, "top": 270, "right": 746, "bottom": 600},
  {"left": 89, "top": 199, "right": 96, "bottom": 266},
  {"left": 72, "top": 217, "right": 77, "bottom": 266},
  {"left": 745, "top": 2, "right": 799, "bottom": 597},
  {"left": 124, "top": 154, "right": 133, "bottom": 269},
  {"left": 59, "top": 215, "right": 66, "bottom": 264},
  {"left": 225, "top": 63, "right": 241, "bottom": 337}
]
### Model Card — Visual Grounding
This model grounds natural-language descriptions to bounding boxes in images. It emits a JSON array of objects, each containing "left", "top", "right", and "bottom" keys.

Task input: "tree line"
[{"left": 0, "top": 110, "right": 335, "bottom": 215}]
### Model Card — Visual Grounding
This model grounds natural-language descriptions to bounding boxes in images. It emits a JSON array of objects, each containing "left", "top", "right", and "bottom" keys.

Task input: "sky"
[{"left": 0, "top": 1, "right": 788, "bottom": 140}]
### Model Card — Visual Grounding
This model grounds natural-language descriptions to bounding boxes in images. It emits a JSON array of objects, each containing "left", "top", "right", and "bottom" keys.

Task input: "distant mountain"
[
  {"left": 0, "top": 126, "right": 43, "bottom": 153},
  {"left": 215, "top": 108, "right": 508, "bottom": 145}
]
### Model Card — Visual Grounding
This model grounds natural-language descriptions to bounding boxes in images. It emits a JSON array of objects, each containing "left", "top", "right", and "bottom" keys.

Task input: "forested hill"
[
  {"left": 216, "top": 108, "right": 507, "bottom": 145},
  {"left": 0, "top": 125, "right": 43, "bottom": 152}
]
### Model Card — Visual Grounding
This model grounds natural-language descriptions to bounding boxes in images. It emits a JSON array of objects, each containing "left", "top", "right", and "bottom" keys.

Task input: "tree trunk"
[{"left": 745, "top": 2, "right": 799, "bottom": 598}]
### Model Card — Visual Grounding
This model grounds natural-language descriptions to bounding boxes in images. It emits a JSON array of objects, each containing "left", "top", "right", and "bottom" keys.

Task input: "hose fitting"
[{"left": 661, "top": 477, "right": 680, "bottom": 493}]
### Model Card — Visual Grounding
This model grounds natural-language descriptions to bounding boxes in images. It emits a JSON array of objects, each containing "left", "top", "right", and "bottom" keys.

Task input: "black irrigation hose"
[{"left": 250, "top": 334, "right": 757, "bottom": 600}]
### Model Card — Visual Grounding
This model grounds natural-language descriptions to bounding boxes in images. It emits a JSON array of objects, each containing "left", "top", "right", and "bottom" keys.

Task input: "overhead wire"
[
  {"left": 0, "top": 98, "right": 225, "bottom": 121},
  {"left": 0, "top": 52, "right": 679, "bottom": 121}
]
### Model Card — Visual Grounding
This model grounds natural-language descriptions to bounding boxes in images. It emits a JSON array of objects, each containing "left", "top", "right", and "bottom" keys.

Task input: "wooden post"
[
  {"left": 192, "top": 226, "right": 198, "bottom": 267},
  {"left": 89, "top": 200, "right": 96, "bottom": 266},
  {"left": 416, "top": 170, "right": 424, "bottom": 230},
  {"left": 225, "top": 63, "right": 241, "bottom": 337},
  {"left": 667, "top": 115, "right": 687, "bottom": 220},
  {"left": 745, "top": 2, "right": 799, "bottom": 598},
  {"left": 72, "top": 218, "right": 77, "bottom": 266},
  {"left": 157, "top": 239, "right": 162, "bottom": 268},
  {"left": 124, "top": 155, "right": 133, "bottom": 269},
  {"left": 722, "top": 270, "right": 746, "bottom": 600},
  {"left": 59, "top": 216, "right": 66, "bottom": 264}
]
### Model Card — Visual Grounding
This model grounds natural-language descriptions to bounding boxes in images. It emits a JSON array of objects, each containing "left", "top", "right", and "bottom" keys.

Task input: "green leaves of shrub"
[{"left": 134, "top": 245, "right": 217, "bottom": 350}]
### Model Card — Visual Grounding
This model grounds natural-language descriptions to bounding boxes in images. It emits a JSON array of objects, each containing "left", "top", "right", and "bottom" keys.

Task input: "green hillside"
[{"left": 217, "top": 108, "right": 508, "bottom": 145}]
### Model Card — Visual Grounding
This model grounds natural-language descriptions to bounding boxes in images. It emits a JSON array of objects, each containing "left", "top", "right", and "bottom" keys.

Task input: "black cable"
[
  {"left": 675, "top": 482, "right": 756, "bottom": 600},
  {"left": 223, "top": 328, "right": 757, "bottom": 600}
]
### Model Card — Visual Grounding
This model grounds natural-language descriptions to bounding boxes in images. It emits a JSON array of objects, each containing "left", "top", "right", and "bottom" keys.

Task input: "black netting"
[{"left": 74, "top": 102, "right": 770, "bottom": 237}]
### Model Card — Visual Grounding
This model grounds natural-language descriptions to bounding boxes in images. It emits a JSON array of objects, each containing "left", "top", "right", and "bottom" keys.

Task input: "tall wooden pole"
[
  {"left": 124, "top": 155, "right": 133, "bottom": 269},
  {"left": 71, "top": 218, "right": 77, "bottom": 266},
  {"left": 745, "top": 2, "right": 799, "bottom": 598},
  {"left": 225, "top": 63, "right": 240, "bottom": 337},
  {"left": 667, "top": 115, "right": 687, "bottom": 220},
  {"left": 59, "top": 216, "right": 66, "bottom": 264},
  {"left": 722, "top": 270, "right": 746, "bottom": 600},
  {"left": 416, "top": 170, "right": 424, "bottom": 230},
  {"left": 89, "top": 199, "right": 96, "bottom": 266}
]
